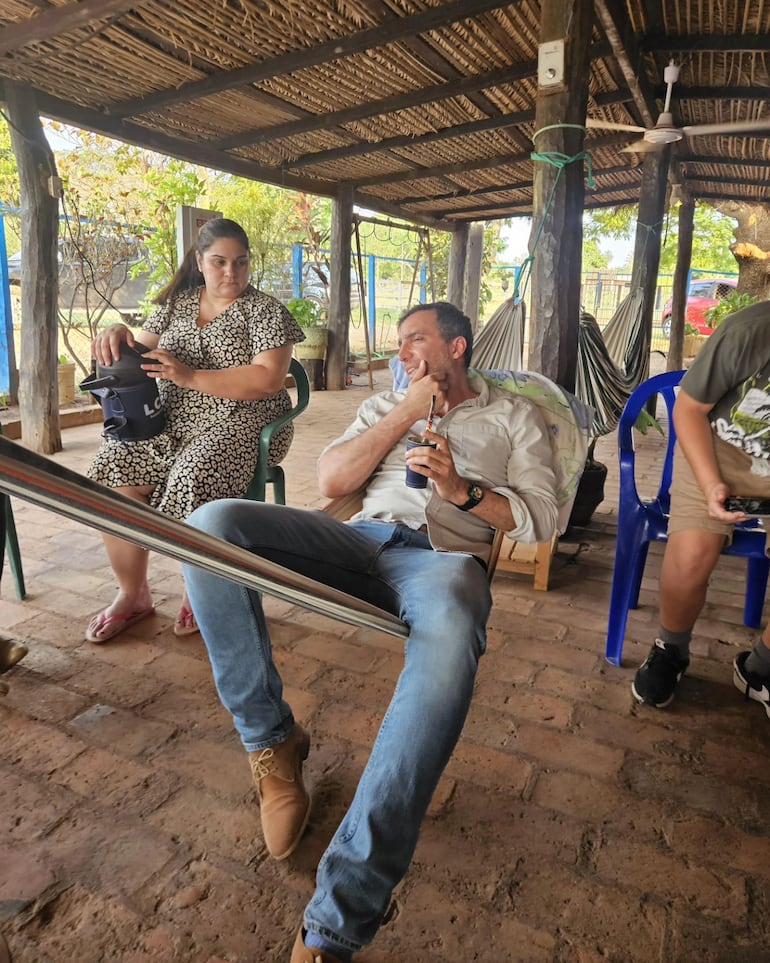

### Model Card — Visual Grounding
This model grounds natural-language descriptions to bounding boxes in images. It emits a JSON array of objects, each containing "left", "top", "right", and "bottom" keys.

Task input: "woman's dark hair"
[
  {"left": 154, "top": 217, "right": 250, "bottom": 305},
  {"left": 398, "top": 301, "right": 474, "bottom": 368}
]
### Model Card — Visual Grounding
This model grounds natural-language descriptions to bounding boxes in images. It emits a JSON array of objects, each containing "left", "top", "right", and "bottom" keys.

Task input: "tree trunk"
[
  {"left": 667, "top": 199, "right": 694, "bottom": 372},
  {"left": 710, "top": 200, "right": 770, "bottom": 299},
  {"left": 5, "top": 81, "right": 61, "bottom": 453}
]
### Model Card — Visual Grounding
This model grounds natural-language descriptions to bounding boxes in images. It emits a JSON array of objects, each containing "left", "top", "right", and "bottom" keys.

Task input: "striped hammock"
[{"left": 473, "top": 289, "right": 649, "bottom": 437}]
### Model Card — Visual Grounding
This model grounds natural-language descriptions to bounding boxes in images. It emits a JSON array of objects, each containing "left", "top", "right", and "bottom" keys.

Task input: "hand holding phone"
[{"left": 723, "top": 496, "right": 770, "bottom": 516}]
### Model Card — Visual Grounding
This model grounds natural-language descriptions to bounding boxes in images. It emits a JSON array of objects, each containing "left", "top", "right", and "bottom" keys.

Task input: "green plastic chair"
[{"left": 244, "top": 357, "right": 311, "bottom": 504}]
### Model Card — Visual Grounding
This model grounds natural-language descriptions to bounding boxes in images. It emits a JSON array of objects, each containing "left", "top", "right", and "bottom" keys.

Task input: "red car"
[{"left": 661, "top": 277, "right": 737, "bottom": 337}]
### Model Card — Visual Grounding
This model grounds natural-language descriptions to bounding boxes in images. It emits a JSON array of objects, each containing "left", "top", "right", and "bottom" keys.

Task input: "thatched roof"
[{"left": 1, "top": 0, "right": 769, "bottom": 229}]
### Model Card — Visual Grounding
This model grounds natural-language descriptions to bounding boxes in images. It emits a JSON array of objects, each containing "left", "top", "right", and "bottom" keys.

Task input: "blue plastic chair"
[
  {"left": 244, "top": 358, "right": 311, "bottom": 504},
  {"left": 605, "top": 369, "right": 769, "bottom": 666}
]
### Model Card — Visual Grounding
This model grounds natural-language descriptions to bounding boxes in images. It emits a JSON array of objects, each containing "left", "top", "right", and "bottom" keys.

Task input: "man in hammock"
[
  {"left": 183, "top": 301, "right": 558, "bottom": 963},
  {"left": 632, "top": 301, "right": 770, "bottom": 718}
]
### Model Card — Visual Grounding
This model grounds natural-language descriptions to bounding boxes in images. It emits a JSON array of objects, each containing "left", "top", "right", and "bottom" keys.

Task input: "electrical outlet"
[
  {"left": 538, "top": 40, "right": 565, "bottom": 88},
  {"left": 47, "top": 175, "right": 63, "bottom": 198}
]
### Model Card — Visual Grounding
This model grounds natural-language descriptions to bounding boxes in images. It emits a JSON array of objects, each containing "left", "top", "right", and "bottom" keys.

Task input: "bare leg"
[
  {"left": 98, "top": 484, "right": 156, "bottom": 617},
  {"left": 659, "top": 529, "right": 726, "bottom": 632}
]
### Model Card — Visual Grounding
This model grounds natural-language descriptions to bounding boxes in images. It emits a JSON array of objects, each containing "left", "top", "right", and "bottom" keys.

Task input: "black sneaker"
[
  {"left": 733, "top": 651, "right": 770, "bottom": 719},
  {"left": 631, "top": 639, "right": 690, "bottom": 708}
]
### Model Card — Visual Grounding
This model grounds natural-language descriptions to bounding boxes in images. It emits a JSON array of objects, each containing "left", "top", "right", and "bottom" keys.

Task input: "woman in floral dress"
[{"left": 85, "top": 218, "right": 304, "bottom": 643}]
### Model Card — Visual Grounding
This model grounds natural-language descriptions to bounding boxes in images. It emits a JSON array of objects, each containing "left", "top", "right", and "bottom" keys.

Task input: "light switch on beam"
[{"left": 538, "top": 39, "right": 565, "bottom": 88}]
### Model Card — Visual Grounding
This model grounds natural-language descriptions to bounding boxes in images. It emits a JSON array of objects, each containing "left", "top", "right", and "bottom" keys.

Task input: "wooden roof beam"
[
  {"left": 593, "top": 0, "right": 657, "bottom": 129},
  {"left": 213, "top": 61, "right": 538, "bottom": 151},
  {"left": 0, "top": 0, "right": 147, "bottom": 57},
  {"left": 354, "top": 150, "right": 532, "bottom": 188},
  {"left": 283, "top": 88, "right": 632, "bottom": 172},
  {"left": 109, "top": 0, "right": 515, "bottom": 119},
  {"left": 283, "top": 110, "right": 536, "bottom": 172}
]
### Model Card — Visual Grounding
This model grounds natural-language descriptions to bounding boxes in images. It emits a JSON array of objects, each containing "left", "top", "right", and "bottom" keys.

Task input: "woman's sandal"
[
  {"left": 173, "top": 604, "right": 200, "bottom": 637},
  {"left": 85, "top": 607, "right": 155, "bottom": 644}
]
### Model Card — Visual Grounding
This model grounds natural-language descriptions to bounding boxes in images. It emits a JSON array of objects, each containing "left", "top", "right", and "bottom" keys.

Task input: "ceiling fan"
[{"left": 587, "top": 60, "right": 770, "bottom": 151}]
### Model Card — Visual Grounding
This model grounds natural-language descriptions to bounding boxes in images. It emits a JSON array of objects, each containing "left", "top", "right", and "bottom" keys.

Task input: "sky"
[{"left": 500, "top": 216, "right": 633, "bottom": 267}]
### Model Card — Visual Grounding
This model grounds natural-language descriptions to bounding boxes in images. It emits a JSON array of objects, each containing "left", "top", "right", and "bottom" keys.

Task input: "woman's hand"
[
  {"left": 141, "top": 348, "right": 195, "bottom": 388},
  {"left": 93, "top": 324, "right": 134, "bottom": 366}
]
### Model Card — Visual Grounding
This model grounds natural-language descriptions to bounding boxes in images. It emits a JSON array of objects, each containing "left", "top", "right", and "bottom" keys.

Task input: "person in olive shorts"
[{"left": 632, "top": 301, "right": 770, "bottom": 717}]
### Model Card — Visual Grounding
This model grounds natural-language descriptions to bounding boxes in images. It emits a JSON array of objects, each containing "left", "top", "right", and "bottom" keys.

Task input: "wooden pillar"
[
  {"left": 667, "top": 197, "right": 694, "bottom": 372},
  {"left": 4, "top": 81, "right": 61, "bottom": 452},
  {"left": 631, "top": 147, "right": 671, "bottom": 376},
  {"left": 463, "top": 223, "right": 484, "bottom": 331},
  {"left": 326, "top": 183, "right": 353, "bottom": 391},
  {"left": 527, "top": 0, "right": 593, "bottom": 391},
  {"left": 446, "top": 222, "right": 469, "bottom": 309}
]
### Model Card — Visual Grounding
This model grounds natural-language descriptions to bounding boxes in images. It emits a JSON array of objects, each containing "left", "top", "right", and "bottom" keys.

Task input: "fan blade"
[
  {"left": 586, "top": 118, "right": 647, "bottom": 134},
  {"left": 682, "top": 117, "right": 770, "bottom": 138},
  {"left": 620, "top": 138, "right": 667, "bottom": 153}
]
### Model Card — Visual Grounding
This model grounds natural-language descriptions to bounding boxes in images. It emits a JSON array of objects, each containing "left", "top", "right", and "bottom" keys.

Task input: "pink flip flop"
[
  {"left": 173, "top": 604, "right": 200, "bottom": 638},
  {"left": 85, "top": 606, "right": 155, "bottom": 644}
]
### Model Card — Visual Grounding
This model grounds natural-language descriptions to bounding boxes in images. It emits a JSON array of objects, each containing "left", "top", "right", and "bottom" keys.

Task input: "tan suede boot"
[
  {"left": 289, "top": 928, "right": 343, "bottom": 963},
  {"left": 249, "top": 725, "right": 311, "bottom": 859}
]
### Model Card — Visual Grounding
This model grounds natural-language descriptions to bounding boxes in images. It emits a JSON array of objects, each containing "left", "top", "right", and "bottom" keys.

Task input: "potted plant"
[
  {"left": 568, "top": 439, "right": 608, "bottom": 528},
  {"left": 57, "top": 353, "right": 77, "bottom": 406},
  {"left": 682, "top": 322, "right": 709, "bottom": 358},
  {"left": 287, "top": 297, "right": 328, "bottom": 361}
]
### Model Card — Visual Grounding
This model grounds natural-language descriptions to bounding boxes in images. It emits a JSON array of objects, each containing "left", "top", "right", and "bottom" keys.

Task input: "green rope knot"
[{"left": 512, "top": 124, "right": 595, "bottom": 302}]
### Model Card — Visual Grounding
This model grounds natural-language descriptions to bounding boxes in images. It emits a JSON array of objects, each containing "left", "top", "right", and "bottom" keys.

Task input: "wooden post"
[
  {"left": 667, "top": 198, "right": 694, "bottom": 372},
  {"left": 4, "top": 81, "right": 61, "bottom": 452},
  {"left": 527, "top": 0, "right": 593, "bottom": 391},
  {"left": 631, "top": 147, "right": 671, "bottom": 378},
  {"left": 446, "top": 222, "right": 468, "bottom": 308},
  {"left": 326, "top": 183, "right": 353, "bottom": 391},
  {"left": 463, "top": 223, "right": 484, "bottom": 331}
]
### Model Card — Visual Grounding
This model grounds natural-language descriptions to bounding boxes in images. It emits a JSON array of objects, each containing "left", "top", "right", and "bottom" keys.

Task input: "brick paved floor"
[{"left": 1, "top": 368, "right": 769, "bottom": 962}]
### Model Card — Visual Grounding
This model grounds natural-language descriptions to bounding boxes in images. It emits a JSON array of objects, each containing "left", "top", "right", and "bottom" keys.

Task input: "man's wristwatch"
[{"left": 457, "top": 482, "right": 485, "bottom": 512}]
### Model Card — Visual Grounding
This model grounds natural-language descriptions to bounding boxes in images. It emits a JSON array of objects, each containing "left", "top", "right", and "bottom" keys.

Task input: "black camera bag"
[{"left": 80, "top": 343, "right": 166, "bottom": 442}]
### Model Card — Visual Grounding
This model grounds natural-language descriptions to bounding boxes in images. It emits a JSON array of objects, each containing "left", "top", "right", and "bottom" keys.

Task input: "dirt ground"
[{"left": 2, "top": 378, "right": 770, "bottom": 962}]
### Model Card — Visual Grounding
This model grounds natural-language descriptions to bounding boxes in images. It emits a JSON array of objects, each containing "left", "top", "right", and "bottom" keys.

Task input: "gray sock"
[
  {"left": 745, "top": 639, "right": 770, "bottom": 676},
  {"left": 658, "top": 627, "right": 692, "bottom": 659}
]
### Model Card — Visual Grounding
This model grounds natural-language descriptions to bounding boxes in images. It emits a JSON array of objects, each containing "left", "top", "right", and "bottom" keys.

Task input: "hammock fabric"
[
  {"left": 474, "top": 288, "right": 648, "bottom": 439},
  {"left": 471, "top": 297, "right": 525, "bottom": 372},
  {"left": 576, "top": 289, "right": 648, "bottom": 437}
]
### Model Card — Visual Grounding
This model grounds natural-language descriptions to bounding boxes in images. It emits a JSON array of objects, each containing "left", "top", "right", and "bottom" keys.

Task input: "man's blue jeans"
[{"left": 183, "top": 499, "right": 491, "bottom": 953}]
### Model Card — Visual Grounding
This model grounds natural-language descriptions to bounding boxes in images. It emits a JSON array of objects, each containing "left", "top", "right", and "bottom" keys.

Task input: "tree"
[
  {"left": 56, "top": 192, "right": 149, "bottom": 376},
  {"left": 583, "top": 203, "right": 739, "bottom": 276},
  {"left": 55, "top": 134, "right": 153, "bottom": 373},
  {"left": 710, "top": 200, "right": 770, "bottom": 299},
  {"left": 0, "top": 115, "right": 21, "bottom": 251},
  {"left": 582, "top": 236, "right": 612, "bottom": 271},
  {"left": 209, "top": 175, "right": 300, "bottom": 291},
  {"left": 131, "top": 155, "right": 207, "bottom": 303}
]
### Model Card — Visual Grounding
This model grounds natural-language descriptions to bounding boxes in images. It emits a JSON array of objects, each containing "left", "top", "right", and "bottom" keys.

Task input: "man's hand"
[
  {"left": 706, "top": 480, "right": 749, "bottom": 522},
  {"left": 404, "top": 359, "right": 447, "bottom": 421},
  {"left": 404, "top": 432, "right": 466, "bottom": 504}
]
